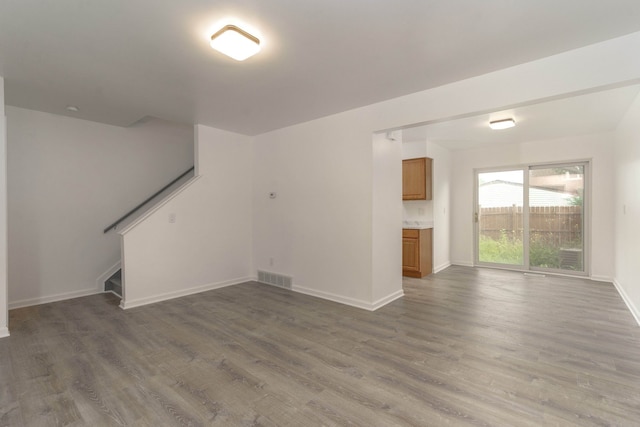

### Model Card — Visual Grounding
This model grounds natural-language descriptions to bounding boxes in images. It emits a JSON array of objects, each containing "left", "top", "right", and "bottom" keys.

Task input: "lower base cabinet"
[{"left": 402, "top": 228, "right": 433, "bottom": 278}]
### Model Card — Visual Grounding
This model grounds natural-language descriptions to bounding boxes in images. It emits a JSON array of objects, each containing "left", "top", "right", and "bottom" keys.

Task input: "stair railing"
[{"left": 103, "top": 166, "right": 195, "bottom": 233}]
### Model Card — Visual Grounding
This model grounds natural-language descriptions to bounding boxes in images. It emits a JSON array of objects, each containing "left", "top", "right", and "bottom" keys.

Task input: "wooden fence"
[{"left": 479, "top": 205, "right": 582, "bottom": 247}]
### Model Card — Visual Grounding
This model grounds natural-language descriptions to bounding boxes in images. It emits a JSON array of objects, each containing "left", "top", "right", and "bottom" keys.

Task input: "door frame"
[
  {"left": 473, "top": 166, "right": 528, "bottom": 271},
  {"left": 473, "top": 159, "right": 591, "bottom": 277}
]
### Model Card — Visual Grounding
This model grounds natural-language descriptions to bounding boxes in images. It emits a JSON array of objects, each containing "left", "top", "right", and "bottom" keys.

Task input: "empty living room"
[{"left": 2, "top": 1, "right": 640, "bottom": 426}]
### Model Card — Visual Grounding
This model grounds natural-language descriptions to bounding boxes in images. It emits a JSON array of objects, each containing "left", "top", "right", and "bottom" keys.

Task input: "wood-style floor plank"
[{"left": 2, "top": 266, "right": 640, "bottom": 426}]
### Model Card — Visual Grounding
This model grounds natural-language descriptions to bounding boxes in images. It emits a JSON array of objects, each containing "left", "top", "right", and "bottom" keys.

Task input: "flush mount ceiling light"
[
  {"left": 65, "top": 105, "right": 79, "bottom": 112},
  {"left": 489, "top": 118, "right": 516, "bottom": 130},
  {"left": 210, "top": 24, "right": 260, "bottom": 61}
]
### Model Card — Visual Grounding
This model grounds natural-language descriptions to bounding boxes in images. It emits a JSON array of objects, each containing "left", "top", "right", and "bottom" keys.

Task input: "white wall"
[
  {"left": 251, "top": 113, "right": 376, "bottom": 307},
  {"left": 614, "top": 92, "right": 640, "bottom": 323},
  {"left": 372, "top": 133, "right": 403, "bottom": 306},
  {"left": 401, "top": 140, "right": 427, "bottom": 159},
  {"left": 250, "top": 32, "right": 640, "bottom": 310},
  {"left": 120, "top": 124, "right": 252, "bottom": 308},
  {"left": 0, "top": 77, "right": 8, "bottom": 337},
  {"left": 6, "top": 107, "right": 193, "bottom": 308},
  {"left": 427, "top": 142, "right": 452, "bottom": 272},
  {"left": 450, "top": 132, "right": 615, "bottom": 280}
]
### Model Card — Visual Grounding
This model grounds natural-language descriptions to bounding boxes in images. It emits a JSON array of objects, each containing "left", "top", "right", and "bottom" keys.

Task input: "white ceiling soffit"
[
  {"left": 401, "top": 84, "right": 640, "bottom": 150},
  {"left": 2, "top": 1, "right": 640, "bottom": 135}
]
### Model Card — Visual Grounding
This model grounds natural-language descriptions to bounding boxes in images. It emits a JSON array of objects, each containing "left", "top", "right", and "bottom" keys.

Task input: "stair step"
[{"left": 105, "top": 269, "right": 122, "bottom": 297}]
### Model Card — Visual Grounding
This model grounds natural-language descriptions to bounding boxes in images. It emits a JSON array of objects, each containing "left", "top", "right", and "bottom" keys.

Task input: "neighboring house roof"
[{"left": 479, "top": 180, "right": 574, "bottom": 207}]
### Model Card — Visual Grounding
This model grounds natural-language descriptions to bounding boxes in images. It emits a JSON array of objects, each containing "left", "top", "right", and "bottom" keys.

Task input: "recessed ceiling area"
[
  {"left": 2, "top": 1, "right": 640, "bottom": 135},
  {"left": 401, "top": 84, "right": 640, "bottom": 150}
]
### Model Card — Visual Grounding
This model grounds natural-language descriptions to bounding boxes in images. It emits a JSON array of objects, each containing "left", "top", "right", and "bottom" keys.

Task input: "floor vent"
[{"left": 257, "top": 270, "right": 293, "bottom": 289}]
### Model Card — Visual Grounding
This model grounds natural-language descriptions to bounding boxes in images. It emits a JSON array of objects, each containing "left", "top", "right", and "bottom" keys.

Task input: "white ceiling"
[
  {"left": 2, "top": 1, "right": 640, "bottom": 135},
  {"left": 401, "top": 85, "right": 640, "bottom": 150}
]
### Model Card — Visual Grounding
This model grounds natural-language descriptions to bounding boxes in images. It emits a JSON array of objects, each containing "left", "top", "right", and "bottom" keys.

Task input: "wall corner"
[
  {"left": 194, "top": 124, "right": 200, "bottom": 176},
  {"left": 0, "top": 77, "right": 7, "bottom": 334}
]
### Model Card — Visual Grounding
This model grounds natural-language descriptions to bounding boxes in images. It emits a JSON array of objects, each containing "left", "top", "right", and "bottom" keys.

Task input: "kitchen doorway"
[{"left": 475, "top": 162, "right": 588, "bottom": 275}]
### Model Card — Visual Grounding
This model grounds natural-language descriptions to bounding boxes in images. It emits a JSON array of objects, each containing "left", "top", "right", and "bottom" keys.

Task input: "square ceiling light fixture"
[
  {"left": 210, "top": 24, "right": 260, "bottom": 61},
  {"left": 489, "top": 118, "right": 516, "bottom": 130}
]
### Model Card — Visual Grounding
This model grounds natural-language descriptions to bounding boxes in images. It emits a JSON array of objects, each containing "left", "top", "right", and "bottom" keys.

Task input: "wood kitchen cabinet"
[
  {"left": 402, "top": 228, "right": 433, "bottom": 278},
  {"left": 402, "top": 157, "right": 432, "bottom": 200}
]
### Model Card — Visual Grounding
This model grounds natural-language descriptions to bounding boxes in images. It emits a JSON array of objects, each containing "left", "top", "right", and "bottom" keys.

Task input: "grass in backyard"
[
  {"left": 479, "top": 232, "right": 576, "bottom": 269},
  {"left": 478, "top": 233, "right": 523, "bottom": 264}
]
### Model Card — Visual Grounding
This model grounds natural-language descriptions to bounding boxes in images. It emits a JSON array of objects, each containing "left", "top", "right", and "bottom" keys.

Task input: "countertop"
[{"left": 402, "top": 220, "right": 434, "bottom": 229}]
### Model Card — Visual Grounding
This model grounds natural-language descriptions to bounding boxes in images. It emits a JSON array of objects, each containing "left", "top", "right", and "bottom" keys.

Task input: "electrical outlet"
[
  {"left": 269, "top": 257, "right": 274, "bottom": 266},
  {"left": 169, "top": 213, "right": 176, "bottom": 223}
]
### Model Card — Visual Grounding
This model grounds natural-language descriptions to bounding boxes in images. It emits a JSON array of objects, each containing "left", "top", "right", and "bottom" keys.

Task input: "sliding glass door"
[{"left": 475, "top": 162, "right": 587, "bottom": 275}]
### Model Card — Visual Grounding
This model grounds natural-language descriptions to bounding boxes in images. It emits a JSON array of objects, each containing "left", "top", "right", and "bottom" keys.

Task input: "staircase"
[
  {"left": 101, "top": 166, "right": 195, "bottom": 300},
  {"left": 104, "top": 270, "right": 122, "bottom": 297}
]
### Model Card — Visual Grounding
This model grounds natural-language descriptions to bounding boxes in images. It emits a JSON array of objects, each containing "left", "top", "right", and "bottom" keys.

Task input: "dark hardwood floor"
[{"left": 2, "top": 266, "right": 640, "bottom": 426}]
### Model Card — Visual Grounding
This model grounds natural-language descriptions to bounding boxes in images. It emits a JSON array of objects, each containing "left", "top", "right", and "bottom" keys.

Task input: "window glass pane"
[
  {"left": 529, "top": 165, "right": 584, "bottom": 272},
  {"left": 477, "top": 170, "right": 524, "bottom": 265}
]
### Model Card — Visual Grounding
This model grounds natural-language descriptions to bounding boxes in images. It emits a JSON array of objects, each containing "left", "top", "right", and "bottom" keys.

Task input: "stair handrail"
[{"left": 103, "top": 166, "right": 195, "bottom": 233}]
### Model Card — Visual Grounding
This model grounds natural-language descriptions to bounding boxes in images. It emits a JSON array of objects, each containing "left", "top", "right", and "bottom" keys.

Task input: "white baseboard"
[
  {"left": 371, "top": 290, "right": 404, "bottom": 310},
  {"left": 9, "top": 287, "right": 103, "bottom": 310},
  {"left": 96, "top": 261, "right": 122, "bottom": 291},
  {"left": 292, "top": 285, "right": 402, "bottom": 311},
  {"left": 451, "top": 261, "right": 474, "bottom": 267},
  {"left": 0, "top": 327, "right": 9, "bottom": 338},
  {"left": 120, "top": 276, "right": 251, "bottom": 310},
  {"left": 434, "top": 262, "right": 452, "bottom": 274},
  {"left": 613, "top": 279, "right": 640, "bottom": 327},
  {"left": 590, "top": 275, "right": 613, "bottom": 283},
  {"left": 251, "top": 275, "right": 403, "bottom": 311}
]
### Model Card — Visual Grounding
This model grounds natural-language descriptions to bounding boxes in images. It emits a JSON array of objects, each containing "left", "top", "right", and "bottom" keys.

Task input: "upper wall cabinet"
[{"left": 402, "top": 157, "right": 432, "bottom": 200}]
